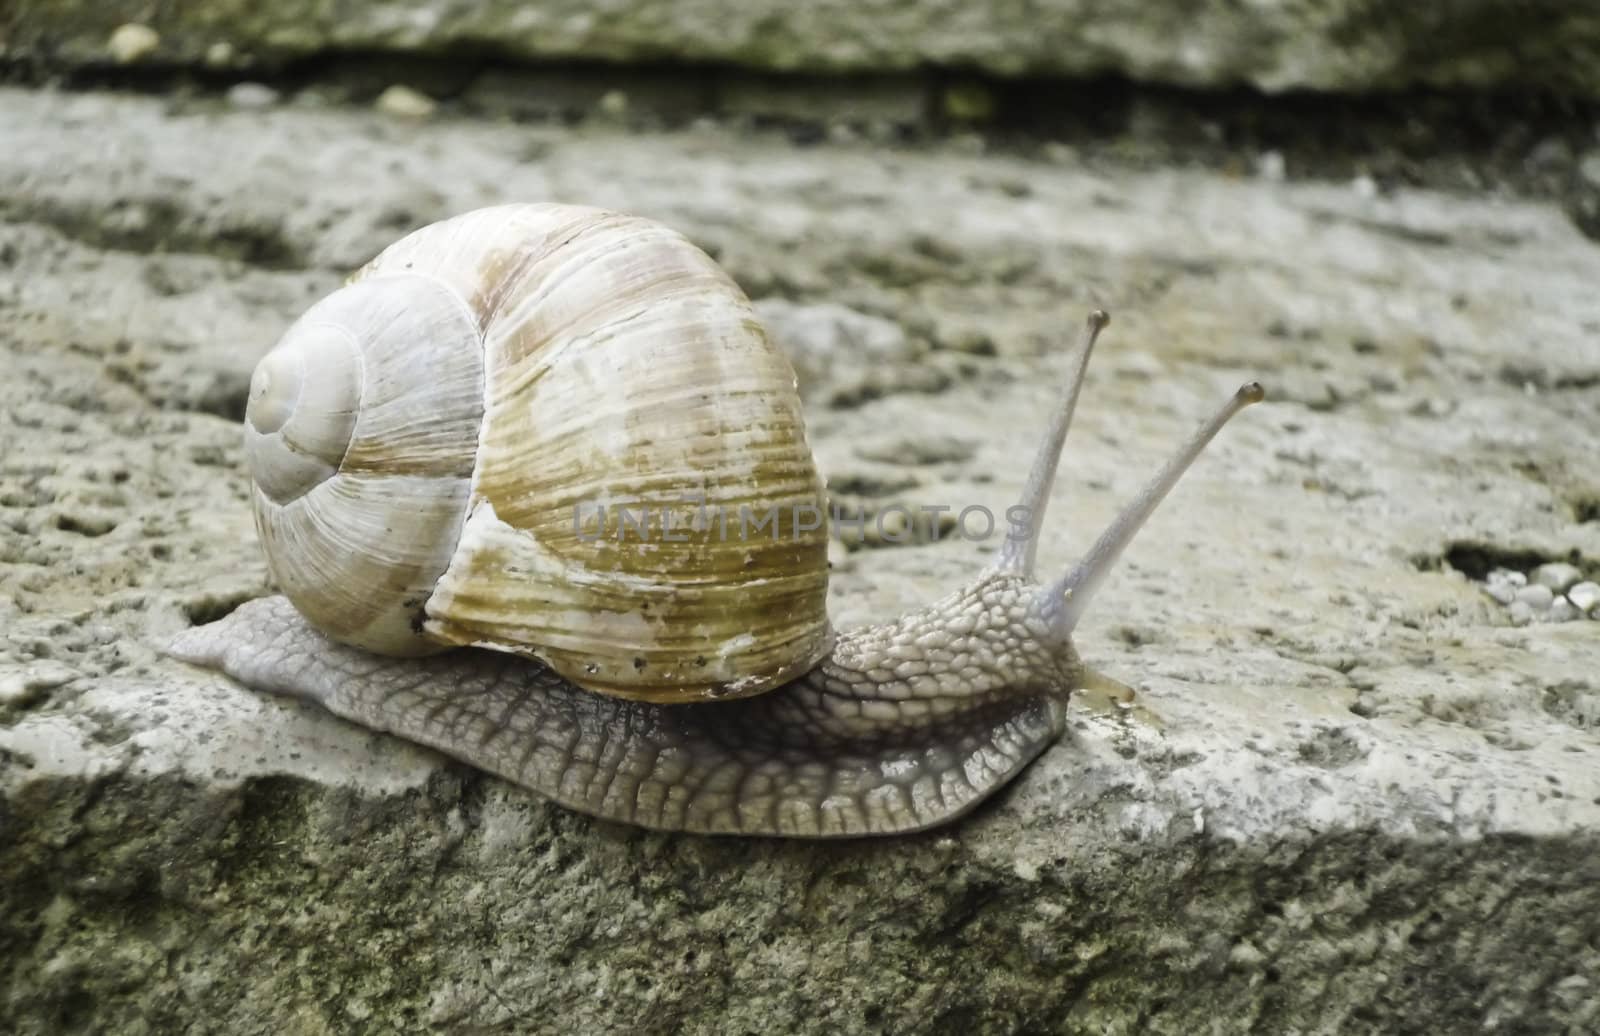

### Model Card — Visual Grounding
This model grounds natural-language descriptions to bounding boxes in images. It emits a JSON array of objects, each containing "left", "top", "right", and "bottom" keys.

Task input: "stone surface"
[
  {"left": 2, "top": 86, "right": 1600, "bottom": 1032},
  {"left": 754, "top": 298, "right": 924, "bottom": 406},
  {"left": 5, "top": 2, "right": 1600, "bottom": 97}
]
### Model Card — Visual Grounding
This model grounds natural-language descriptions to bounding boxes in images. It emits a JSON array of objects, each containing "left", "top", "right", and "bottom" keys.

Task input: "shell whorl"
[
  {"left": 244, "top": 321, "right": 362, "bottom": 504},
  {"left": 246, "top": 272, "right": 486, "bottom": 656},
  {"left": 244, "top": 204, "right": 833, "bottom": 701}
]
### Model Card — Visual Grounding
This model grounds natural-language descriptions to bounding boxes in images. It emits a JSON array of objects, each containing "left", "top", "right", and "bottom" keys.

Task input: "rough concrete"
[
  {"left": 7, "top": 1, "right": 1600, "bottom": 98},
  {"left": 1, "top": 86, "right": 1598, "bottom": 1032}
]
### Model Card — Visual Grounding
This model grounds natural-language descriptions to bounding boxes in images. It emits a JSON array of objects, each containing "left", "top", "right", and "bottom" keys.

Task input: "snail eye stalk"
[
  {"left": 992, "top": 309, "right": 1109, "bottom": 579},
  {"left": 1042, "top": 381, "right": 1265, "bottom": 637}
]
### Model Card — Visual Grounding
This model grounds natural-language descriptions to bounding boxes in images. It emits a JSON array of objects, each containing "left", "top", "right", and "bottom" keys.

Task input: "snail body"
[{"left": 172, "top": 205, "right": 1264, "bottom": 838}]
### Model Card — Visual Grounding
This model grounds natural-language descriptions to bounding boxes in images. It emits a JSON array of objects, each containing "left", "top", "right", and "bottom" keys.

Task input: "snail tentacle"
[
  {"left": 993, "top": 310, "right": 1108, "bottom": 579},
  {"left": 1044, "top": 381, "right": 1265, "bottom": 637}
]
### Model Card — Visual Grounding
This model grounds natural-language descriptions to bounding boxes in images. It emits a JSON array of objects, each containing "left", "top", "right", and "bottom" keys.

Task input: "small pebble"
[
  {"left": 375, "top": 85, "right": 437, "bottom": 119},
  {"left": 1256, "top": 150, "right": 1286, "bottom": 181},
  {"left": 1567, "top": 581, "right": 1600, "bottom": 615},
  {"left": 1042, "top": 142, "right": 1078, "bottom": 165},
  {"left": 205, "top": 41, "right": 236, "bottom": 68},
  {"left": 1526, "top": 137, "right": 1572, "bottom": 173},
  {"left": 226, "top": 82, "right": 280, "bottom": 110},
  {"left": 942, "top": 84, "right": 996, "bottom": 122},
  {"left": 1508, "top": 600, "right": 1535, "bottom": 626},
  {"left": 107, "top": 23, "right": 160, "bottom": 64},
  {"left": 1579, "top": 150, "right": 1600, "bottom": 191},
  {"left": 949, "top": 132, "right": 987, "bottom": 156},
  {"left": 1483, "top": 582, "right": 1517, "bottom": 605},
  {"left": 826, "top": 123, "right": 860, "bottom": 145},
  {"left": 1515, "top": 584, "right": 1555, "bottom": 610},
  {"left": 1486, "top": 567, "right": 1526, "bottom": 589},
  {"left": 1532, "top": 561, "right": 1582, "bottom": 592},
  {"left": 1407, "top": 397, "right": 1455, "bottom": 418},
  {"left": 596, "top": 90, "right": 629, "bottom": 120},
  {"left": 1549, "top": 598, "right": 1580, "bottom": 623}
]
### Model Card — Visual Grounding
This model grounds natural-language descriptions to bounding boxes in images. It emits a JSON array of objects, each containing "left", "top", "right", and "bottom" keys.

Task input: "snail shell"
[{"left": 244, "top": 204, "right": 832, "bottom": 703}]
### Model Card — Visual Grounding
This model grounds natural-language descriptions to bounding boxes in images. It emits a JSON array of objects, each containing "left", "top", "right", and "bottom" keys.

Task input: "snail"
[{"left": 170, "top": 203, "right": 1264, "bottom": 838}]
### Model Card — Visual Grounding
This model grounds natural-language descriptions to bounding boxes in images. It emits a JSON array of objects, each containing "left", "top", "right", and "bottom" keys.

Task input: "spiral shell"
[{"left": 244, "top": 204, "right": 832, "bottom": 703}]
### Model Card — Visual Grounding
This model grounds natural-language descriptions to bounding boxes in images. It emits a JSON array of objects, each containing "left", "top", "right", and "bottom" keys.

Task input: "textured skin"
[{"left": 169, "top": 574, "right": 1081, "bottom": 837}]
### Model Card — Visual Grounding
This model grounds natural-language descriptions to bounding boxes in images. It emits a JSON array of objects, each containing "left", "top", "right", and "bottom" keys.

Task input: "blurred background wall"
[{"left": 5, "top": 0, "right": 1599, "bottom": 98}]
